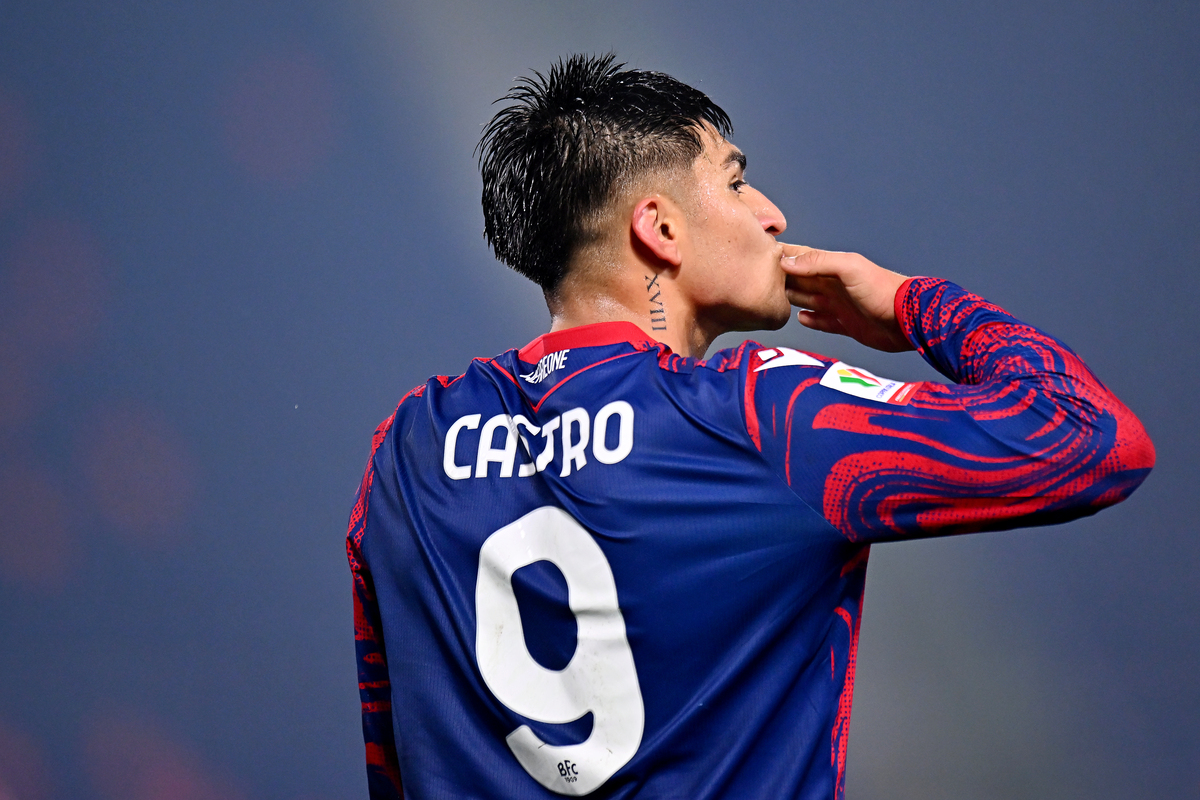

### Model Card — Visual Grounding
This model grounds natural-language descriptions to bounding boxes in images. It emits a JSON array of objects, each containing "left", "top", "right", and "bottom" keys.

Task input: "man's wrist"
[{"left": 892, "top": 276, "right": 919, "bottom": 347}]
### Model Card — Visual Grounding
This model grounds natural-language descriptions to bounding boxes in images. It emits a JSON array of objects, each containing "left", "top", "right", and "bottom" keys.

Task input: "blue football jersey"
[{"left": 347, "top": 278, "right": 1153, "bottom": 799}]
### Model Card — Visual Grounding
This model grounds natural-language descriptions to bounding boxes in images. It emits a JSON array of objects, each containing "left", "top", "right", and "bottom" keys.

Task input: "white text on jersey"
[
  {"left": 443, "top": 401, "right": 634, "bottom": 480},
  {"left": 522, "top": 349, "right": 570, "bottom": 384}
]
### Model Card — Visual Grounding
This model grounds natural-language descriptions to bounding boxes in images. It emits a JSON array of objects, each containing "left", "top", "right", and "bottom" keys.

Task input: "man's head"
[
  {"left": 477, "top": 54, "right": 732, "bottom": 292},
  {"left": 478, "top": 54, "right": 791, "bottom": 349}
]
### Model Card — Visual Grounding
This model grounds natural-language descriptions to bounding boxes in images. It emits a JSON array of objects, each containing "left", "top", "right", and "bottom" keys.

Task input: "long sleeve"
[
  {"left": 347, "top": 413, "right": 404, "bottom": 799},
  {"left": 750, "top": 278, "right": 1155, "bottom": 541}
]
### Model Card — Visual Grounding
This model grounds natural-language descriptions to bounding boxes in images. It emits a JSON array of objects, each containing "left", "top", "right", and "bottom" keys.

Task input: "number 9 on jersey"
[{"left": 475, "top": 506, "right": 645, "bottom": 795}]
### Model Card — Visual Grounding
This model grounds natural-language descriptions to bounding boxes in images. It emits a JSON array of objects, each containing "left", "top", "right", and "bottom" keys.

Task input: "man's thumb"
[{"left": 781, "top": 245, "right": 828, "bottom": 276}]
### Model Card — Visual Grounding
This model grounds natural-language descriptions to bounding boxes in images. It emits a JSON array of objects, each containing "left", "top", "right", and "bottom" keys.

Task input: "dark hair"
[{"left": 476, "top": 54, "right": 732, "bottom": 291}]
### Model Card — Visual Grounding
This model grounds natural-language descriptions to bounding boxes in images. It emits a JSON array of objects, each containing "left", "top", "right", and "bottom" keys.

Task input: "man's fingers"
[
  {"left": 788, "top": 272, "right": 850, "bottom": 313},
  {"left": 785, "top": 272, "right": 843, "bottom": 302},
  {"left": 786, "top": 289, "right": 829, "bottom": 312},
  {"left": 780, "top": 245, "right": 856, "bottom": 279},
  {"left": 796, "top": 309, "right": 845, "bottom": 335},
  {"left": 779, "top": 243, "right": 815, "bottom": 257},
  {"left": 785, "top": 270, "right": 834, "bottom": 289}
]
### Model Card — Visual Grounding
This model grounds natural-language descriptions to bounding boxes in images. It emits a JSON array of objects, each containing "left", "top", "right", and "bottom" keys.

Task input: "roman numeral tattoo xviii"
[{"left": 645, "top": 274, "right": 666, "bottom": 331}]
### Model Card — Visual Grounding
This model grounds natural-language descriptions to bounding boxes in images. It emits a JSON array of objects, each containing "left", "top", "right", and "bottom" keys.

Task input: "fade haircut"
[{"left": 477, "top": 54, "right": 733, "bottom": 292}]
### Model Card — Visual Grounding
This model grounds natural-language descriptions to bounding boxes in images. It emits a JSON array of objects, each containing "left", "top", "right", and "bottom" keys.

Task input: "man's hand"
[{"left": 781, "top": 245, "right": 914, "bottom": 353}]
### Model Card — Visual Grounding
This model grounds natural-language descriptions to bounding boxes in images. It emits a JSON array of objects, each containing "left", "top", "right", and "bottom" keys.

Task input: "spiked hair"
[{"left": 477, "top": 54, "right": 733, "bottom": 292}]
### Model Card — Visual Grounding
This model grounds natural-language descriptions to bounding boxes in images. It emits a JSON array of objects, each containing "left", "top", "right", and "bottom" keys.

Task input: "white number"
[{"left": 475, "top": 506, "right": 644, "bottom": 795}]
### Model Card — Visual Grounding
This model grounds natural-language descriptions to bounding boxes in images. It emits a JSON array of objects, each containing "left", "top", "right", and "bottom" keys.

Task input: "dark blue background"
[{"left": 0, "top": 2, "right": 1195, "bottom": 798}]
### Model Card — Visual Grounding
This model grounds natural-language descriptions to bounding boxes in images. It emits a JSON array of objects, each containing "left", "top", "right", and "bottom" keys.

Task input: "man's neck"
[{"left": 548, "top": 273, "right": 715, "bottom": 358}]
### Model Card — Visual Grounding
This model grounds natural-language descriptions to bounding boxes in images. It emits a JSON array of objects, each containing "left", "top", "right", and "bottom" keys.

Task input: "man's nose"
[{"left": 751, "top": 188, "right": 787, "bottom": 236}]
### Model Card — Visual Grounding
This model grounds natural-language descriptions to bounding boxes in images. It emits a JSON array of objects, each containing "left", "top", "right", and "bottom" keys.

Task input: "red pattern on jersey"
[
  {"left": 831, "top": 561, "right": 866, "bottom": 800},
  {"left": 738, "top": 277, "right": 1155, "bottom": 797},
  {"left": 783, "top": 377, "right": 821, "bottom": 485},
  {"left": 365, "top": 743, "right": 404, "bottom": 793},
  {"left": 811, "top": 279, "right": 1155, "bottom": 540},
  {"left": 743, "top": 345, "right": 764, "bottom": 451},
  {"left": 347, "top": 389, "right": 418, "bottom": 800}
]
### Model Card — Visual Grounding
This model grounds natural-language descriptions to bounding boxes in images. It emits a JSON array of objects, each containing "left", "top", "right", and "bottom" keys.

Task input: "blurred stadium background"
[{"left": 0, "top": 1, "right": 1197, "bottom": 798}]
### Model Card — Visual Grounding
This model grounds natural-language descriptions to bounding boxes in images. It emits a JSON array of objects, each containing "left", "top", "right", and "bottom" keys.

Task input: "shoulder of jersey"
[
  {"left": 398, "top": 355, "right": 513, "bottom": 402},
  {"left": 748, "top": 346, "right": 827, "bottom": 372},
  {"left": 743, "top": 345, "right": 921, "bottom": 404},
  {"left": 396, "top": 341, "right": 824, "bottom": 409}
]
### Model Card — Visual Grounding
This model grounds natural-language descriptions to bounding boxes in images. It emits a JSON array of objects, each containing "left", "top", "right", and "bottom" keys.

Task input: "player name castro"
[{"left": 443, "top": 401, "right": 634, "bottom": 480}]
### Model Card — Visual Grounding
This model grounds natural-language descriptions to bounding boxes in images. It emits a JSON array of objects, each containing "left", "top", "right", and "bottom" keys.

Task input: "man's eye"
[{"left": 731, "top": 179, "right": 747, "bottom": 193}]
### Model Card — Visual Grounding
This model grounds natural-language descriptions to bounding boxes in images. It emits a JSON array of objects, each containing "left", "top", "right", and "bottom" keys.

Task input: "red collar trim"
[{"left": 518, "top": 321, "right": 659, "bottom": 363}]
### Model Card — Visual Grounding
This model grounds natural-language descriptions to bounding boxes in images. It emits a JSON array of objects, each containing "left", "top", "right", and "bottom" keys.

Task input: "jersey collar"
[{"left": 518, "top": 321, "right": 660, "bottom": 363}]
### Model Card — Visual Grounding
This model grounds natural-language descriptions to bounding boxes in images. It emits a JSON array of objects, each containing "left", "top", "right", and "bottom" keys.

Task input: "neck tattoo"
[{"left": 645, "top": 274, "right": 667, "bottom": 331}]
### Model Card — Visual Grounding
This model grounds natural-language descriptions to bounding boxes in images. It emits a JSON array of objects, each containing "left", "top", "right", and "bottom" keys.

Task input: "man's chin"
[
  {"left": 756, "top": 298, "right": 795, "bottom": 332},
  {"left": 720, "top": 305, "right": 792, "bottom": 335}
]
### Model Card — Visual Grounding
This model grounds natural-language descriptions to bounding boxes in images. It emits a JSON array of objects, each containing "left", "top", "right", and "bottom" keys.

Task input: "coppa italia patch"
[{"left": 819, "top": 361, "right": 919, "bottom": 405}]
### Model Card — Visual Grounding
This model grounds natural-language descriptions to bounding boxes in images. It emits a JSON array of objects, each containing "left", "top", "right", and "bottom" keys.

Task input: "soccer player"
[{"left": 347, "top": 54, "right": 1154, "bottom": 799}]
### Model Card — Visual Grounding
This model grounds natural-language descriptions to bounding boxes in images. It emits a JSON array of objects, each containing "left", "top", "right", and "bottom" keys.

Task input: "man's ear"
[{"left": 630, "top": 196, "right": 684, "bottom": 268}]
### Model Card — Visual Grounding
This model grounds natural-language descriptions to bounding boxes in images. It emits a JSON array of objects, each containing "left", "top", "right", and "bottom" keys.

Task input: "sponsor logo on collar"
[{"left": 522, "top": 349, "right": 570, "bottom": 384}]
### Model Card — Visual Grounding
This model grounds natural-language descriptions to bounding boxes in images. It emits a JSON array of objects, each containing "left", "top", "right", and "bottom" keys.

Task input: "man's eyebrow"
[{"left": 723, "top": 150, "right": 747, "bottom": 171}]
